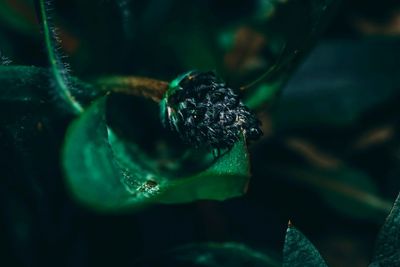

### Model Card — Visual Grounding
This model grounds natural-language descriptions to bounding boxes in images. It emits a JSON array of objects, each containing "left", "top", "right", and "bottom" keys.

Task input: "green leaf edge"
[
  {"left": 62, "top": 96, "right": 251, "bottom": 212},
  {"left": 283, "top": 224, "right": 328, "bottom": 267},
  {"left": 370, "top": 193, "right": 400, "bottom": 266}
]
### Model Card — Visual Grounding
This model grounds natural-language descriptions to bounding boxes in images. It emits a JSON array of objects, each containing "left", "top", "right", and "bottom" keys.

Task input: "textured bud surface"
[{"left": 161, "top": 71, "right": 262, "bottom": 150}]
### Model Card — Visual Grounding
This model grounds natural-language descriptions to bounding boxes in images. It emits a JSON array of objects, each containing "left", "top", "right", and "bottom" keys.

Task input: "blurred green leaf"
[
  {"left": 370, "top": 193, "right": 400, "bottom": 266},
  {"left": 0, "top": 0, "right": 36, "bottom": 36},
  {"left": 135, "top": 242, "right": 280, "bottom": 267},
  {"left": 280, "top": 166, "right": 391, "bottom": 222},
  {"left": 63, "top": 96, "right": 250, "bottom": 212},
  {"left": 274, "top": 39, "right": 400, "bottom": 129},
  {"left": 283, "top": 224, "right": 328, "bottom": 267},
  {"left": 313, "top": 167, "right": 390, "bottom": 221},
  {"left": 241, "top": 0, "right": 340, "bottom": 110}
]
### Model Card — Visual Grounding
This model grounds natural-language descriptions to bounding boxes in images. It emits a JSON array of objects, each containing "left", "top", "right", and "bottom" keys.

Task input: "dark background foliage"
[{"left": 1, "top": 0, "right": 400, "bottom": 266}]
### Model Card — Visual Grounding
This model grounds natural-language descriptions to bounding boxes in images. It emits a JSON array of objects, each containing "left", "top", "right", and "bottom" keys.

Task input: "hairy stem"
[{"left": 35, "top": 0, "right": 83, "bottom": 114}]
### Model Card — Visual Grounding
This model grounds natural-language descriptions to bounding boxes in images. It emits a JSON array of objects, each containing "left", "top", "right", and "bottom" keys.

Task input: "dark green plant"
[
  {"left": 2, "top": 0, "right": 337, "bottom": 212},
  {"left": 3, "top": 0, "right": 400, "bottom": 266},
  {"left": 284, "top": 191, "right": 400, "bottom": 266}
]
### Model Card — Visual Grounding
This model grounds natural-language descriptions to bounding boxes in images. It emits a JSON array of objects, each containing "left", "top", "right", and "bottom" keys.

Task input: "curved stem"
[
  {"left": 35, "top": 0, "right": 83, "bottom": 114},
  {"left": 94, "top": 76, "right": 169, "bottom": 102}
]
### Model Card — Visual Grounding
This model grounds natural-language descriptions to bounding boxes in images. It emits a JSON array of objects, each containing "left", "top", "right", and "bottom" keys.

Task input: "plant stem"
[
  {"left": 36, "top": 0, "right": 83, "bottom": 114},
  {"left": 94, "top": 76, "right": 169, "bottom": 102}
]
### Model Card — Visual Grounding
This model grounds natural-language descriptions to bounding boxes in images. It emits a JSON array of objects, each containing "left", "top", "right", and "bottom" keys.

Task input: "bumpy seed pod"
[{"left": 160, "top": 71, "right": 262, "bottom": 150}]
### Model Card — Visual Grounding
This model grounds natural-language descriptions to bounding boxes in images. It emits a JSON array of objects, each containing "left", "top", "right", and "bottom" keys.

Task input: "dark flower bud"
[{"left": 160, "top": 71, "right": 262, "bottom": 150}]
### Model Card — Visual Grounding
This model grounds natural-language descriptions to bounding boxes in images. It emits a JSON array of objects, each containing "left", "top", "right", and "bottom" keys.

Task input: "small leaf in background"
[
  {"left": 135, "top": 242, "right": 280, "bottom": 267},
  {"left": 274, "top": 39, "right": 400, "bottom": 129},
  {"left": 267, "top": 162, "right": 392, "bottom": 222},
  {"left": 370, "top": 193, "right": 400, "bottom": 266},
  {"left": 0, "top": 0, "right": 37, "bottom": 36},
  {"left": 316, "top": 167, "right": 391, "bottom": 222},
  {"left": 240, "top": 0, "right": 340, "bottom": 110},
  {"left": 62, "top": 96, "right": 250, "bottom": 212},
  {"left": 283, "top": 223, "right": 328, "bottom": 267},
  {"left": 292, "top": 167, "right": 391, "bottom": 222}
]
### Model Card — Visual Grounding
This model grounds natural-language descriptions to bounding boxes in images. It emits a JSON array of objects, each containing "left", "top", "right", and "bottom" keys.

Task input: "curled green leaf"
[{"left": 62, "top": 96, "right": 250, "bottom": 212}]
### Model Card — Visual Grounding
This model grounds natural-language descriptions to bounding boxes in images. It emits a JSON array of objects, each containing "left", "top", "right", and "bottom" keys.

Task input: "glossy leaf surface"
[{"left": 63, "top": 96, "right": 250, "bottom": 211}]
